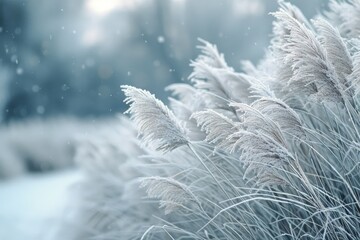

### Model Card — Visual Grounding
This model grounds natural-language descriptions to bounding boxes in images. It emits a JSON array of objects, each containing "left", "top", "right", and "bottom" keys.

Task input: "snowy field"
[{"left": 0, "top": 171, "right": 81, "bottom": 240}]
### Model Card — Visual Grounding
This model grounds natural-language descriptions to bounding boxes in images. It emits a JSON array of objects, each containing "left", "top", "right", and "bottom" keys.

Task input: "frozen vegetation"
[
  {"left": 0, "top": 117, "right": 121, "bottom": 179},
  {"left": 1, "top": 0, "right": 360, "bottom": 240},
  {"left": 0, "top": 118, "right": 78, "bottom": 179},
  {"left": 67, "top": 1, "right": 360, "bottom": 239}
]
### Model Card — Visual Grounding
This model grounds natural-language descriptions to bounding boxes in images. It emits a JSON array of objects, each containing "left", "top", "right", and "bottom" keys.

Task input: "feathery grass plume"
[
  {"left": 191, "top": 109, "right": 239, "bottom": 151},
  {"left": 230, "top": 128, "right": 292, "bottom": 186},
  {"left": 269, "top": 1, "right": 312, "bottom": 100},
  {"left": 167, "top": 97, "right": 205, "bottom": 141},
  {"left": 248, "top": 97, "right": 305, "bottom": 141},
  {"left": 227, "top": 99, "right": 304, "bottom": 185},
  {"left": 195, "top": 38, "right": 229, "bottom": 69},
  {"left": 239, "top": 58, "right": 281, "bottom": 100},
  {"left": 165, "top": 83, "right": 205, "bottom": 120},
  {"left": 194, "top": 97, "right": 304, "bottom": 186},
  {"left": 273, "top": 6, "right": 347, "bottom": 104},
  {"left": 349, "top": 39, "right": 360, "bottom": 95},
  {"left": 165, "top": 83, "right": 198, "bottom": 105},
  {"left": 325, "top": 0, "right": 360, "bottom": 39},
  {"left": 122, "top": 85, "right": 189, "bottom": 152},
  {"left": 140, "top": 176, "right": 200, "bottom": 214},
  {"left": 239, "top": 72, "right": 276, "bottom": 99},
  {"left": 313, "top": 18, "right": 353, "bottom": 92},
  {"left": 231, "top": 98, "right": 304, "bottom": 145},
  {"left": 189, "top": 40, "right": 251, "bottom": 110}
]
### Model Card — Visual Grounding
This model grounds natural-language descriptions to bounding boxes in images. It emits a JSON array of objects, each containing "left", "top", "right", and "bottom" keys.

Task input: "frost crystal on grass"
[
  {"left": 122, "top": 85, "right": 189, "bottom": 153},
  {"left": 192, "top": 109, "right": 238, "bottom": 150},
  {"left": 140, "top": 176, "right": 199, "bottom": 214}
]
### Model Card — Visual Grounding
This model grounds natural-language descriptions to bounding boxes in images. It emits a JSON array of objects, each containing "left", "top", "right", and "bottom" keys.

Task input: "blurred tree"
[{"left": 0, "top": 0, "right": 327, "bottom": 122}]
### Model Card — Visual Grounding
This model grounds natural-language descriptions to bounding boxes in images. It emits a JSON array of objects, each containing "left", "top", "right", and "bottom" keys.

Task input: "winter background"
[{"left": 0, "top": 0, "right": 330, "bottom": 239}]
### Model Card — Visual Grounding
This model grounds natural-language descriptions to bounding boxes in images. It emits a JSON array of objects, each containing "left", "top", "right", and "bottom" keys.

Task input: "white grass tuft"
[{"left": 122, "top": 85, "right": 189, "bottom": 153}]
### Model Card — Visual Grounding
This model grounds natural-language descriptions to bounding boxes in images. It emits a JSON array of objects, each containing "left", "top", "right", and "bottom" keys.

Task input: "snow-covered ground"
[{"left": 0, "top": 170, "right": 81, "bottom": 240}]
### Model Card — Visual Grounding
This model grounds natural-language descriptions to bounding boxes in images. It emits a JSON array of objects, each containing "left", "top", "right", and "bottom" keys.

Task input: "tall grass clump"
[{"left": 70, "top": 1, "right": 360, "bottom": 239}]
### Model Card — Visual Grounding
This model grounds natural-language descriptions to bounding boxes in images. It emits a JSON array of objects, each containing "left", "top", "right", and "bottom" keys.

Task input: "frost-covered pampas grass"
[
  {"left": 122, "top": 85, "right": 189, "bottom": 152},
  {"left": 71, "top": 1, "right": 360, "bottom": 239}
]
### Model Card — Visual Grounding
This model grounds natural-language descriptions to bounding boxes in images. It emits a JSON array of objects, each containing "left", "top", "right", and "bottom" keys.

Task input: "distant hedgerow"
[{"left": 70, "top": 1, "right": 360, "bottom": 239}]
